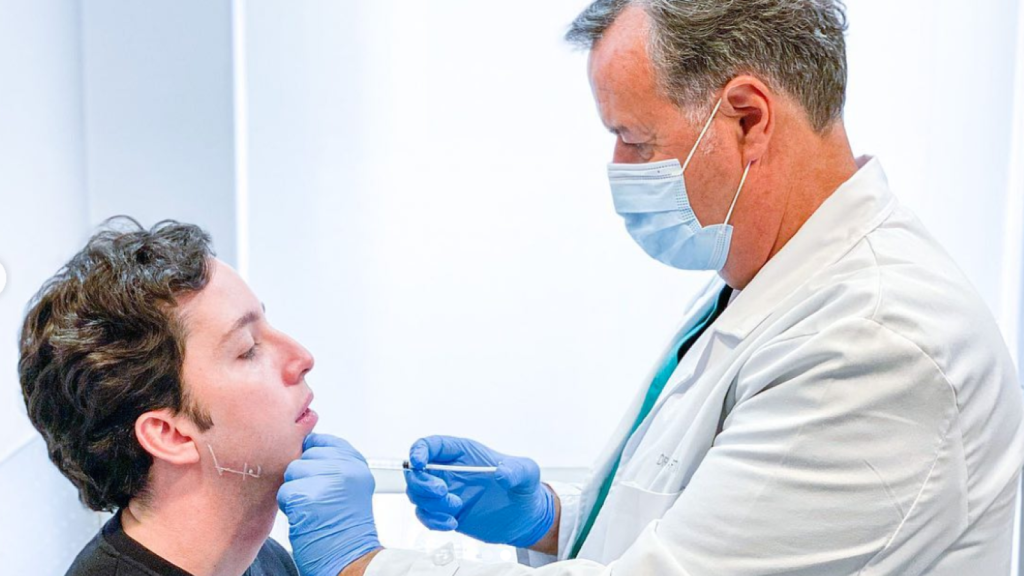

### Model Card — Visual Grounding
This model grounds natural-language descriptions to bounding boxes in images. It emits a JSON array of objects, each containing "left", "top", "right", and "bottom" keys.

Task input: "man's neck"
[
  {"left": 722, "top": 122, "right": 859, "bottom": 289},
  {"left": 121, "top": 472, "right": 279, "bottom": 576},
  {"left": 766, "top": 126, "right": 859, "bottom": 263}
]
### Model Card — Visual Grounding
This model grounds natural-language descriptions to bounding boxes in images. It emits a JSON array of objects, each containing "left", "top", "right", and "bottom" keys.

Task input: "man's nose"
[
  {"left": 283, "top": 336, "right": 315, "bottom": 386},
  {"left": 612, "top": 139, "right": 639, "bottom": 164}
]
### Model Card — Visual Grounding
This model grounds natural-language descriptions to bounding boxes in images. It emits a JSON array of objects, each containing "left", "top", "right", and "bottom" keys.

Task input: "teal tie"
[{"left": 568, "top": 286, "right": 732, "bottom": 559}]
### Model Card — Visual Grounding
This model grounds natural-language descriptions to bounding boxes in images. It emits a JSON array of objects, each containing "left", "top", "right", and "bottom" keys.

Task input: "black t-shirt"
[{"left": 65, "top": 511, "right": 298, "bottom": 576}]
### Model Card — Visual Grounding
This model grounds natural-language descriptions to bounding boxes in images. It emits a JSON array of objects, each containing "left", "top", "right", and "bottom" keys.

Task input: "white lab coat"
[{"left": 366, "top": 157, "right": 1024, "bottom": 576}]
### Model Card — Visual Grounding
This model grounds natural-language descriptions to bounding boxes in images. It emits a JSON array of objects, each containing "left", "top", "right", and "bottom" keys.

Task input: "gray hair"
[{"left": 566, "top": 0, "right": 849, "bottom": 132}]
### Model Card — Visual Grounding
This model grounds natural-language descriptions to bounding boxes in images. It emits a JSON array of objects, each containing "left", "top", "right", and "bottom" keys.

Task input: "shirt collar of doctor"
[{"left": 712, "top": 156, "right": 898, "bottom": 341}]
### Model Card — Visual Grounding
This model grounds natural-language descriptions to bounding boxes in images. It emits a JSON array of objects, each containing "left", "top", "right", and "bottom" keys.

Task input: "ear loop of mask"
[
  {"left": 723, "top": 161, "right": 753, "bottom": 226},
  {"left": 679, "top": 96, "right": 754, "bottom": 227},
  {"left": 682, "top": 98, "right": 724, "bottom": 173},
  {"left": 711, "top": 161, "right": 753, "bottom": 270}
]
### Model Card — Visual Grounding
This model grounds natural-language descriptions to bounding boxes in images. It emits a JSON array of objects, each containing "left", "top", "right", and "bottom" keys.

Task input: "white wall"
[
  {"left": 0, "top": 0, "right": 90, "bottom": 463},
  {"left": 1007, "top": 0, "right": 1024, "bottom": 368},
  {"left": 844, "top": 0, "right": 1022, "bottom": 322},
  {"left": 1006, "top": 2, "right": 1024, "bottom": 573},
  {"left": 79, "top": 0, "right": 239, "bottom": 260},
  {"left": 0, "top": 0, "right": 102, "bottom": 571},
  {"left": 242, "top": 0, "right": 1024, "bottom": 557},
  {"left": 0, "top": 1, "right": 243, "bottom": 572},
  {"left": 242, "top": 0, "right": 1024, "bottom": 467},
  {"left": 0, "top": 0, "right": 244, "bottom": 461},
  {"left": 243, "top": 0, "right": 712, "bottom": 470}
]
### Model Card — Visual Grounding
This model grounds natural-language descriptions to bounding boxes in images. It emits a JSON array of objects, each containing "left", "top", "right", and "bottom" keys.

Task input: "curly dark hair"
[{"left": 19, "top": 217, "right": 217, "bottom": 512}]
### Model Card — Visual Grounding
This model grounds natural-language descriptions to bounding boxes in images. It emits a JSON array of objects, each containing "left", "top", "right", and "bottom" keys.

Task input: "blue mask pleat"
[{"left": 609, "top": 158, "right": 734, "bottom": 272}]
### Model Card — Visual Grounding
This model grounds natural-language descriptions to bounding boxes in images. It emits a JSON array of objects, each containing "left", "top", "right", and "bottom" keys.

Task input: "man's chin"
[{"left": 290, "top": 432, "right": 311, "bottom": 461}]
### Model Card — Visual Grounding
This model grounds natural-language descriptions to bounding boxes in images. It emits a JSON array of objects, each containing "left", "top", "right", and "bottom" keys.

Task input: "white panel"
[
  {"left": 1009, "top": 0, "right": 1024, "bottom": 367},
  {"left": 243, "top": 0, "right": 1023, "bottom": 469},
  {"left": 0, "top": 1, "right": 99, "bottom": 573},
  {"left": 0, "top": 439, "right": 103, "bottom": 573},
  {"left": 243, "top": 0, "right": 713, "bottom": 468},
  {"left": 0, "top": 0, "right": 89, "bottom": 462},
  {"left": 1008, "top": 1, "right": 1024, "bottom": 575},
  {"left": 79, "top": 0, "right": 239, "bottom": 265}
]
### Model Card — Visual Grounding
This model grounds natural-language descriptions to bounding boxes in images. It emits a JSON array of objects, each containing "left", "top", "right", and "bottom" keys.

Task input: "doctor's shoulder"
[
  {"left": 740, "top": 203, "right": 1024, "bottom": 497},
  {"left": 760, "top": 203, "right": 1010, "bottom": 374}
]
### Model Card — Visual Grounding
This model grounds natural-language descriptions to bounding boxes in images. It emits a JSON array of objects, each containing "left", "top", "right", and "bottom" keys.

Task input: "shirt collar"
[{"left": 712, "top": 156, "right": 898, "bottom": 340}]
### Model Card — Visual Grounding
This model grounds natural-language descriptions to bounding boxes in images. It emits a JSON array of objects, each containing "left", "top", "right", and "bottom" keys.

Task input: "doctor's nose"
[{"left": 612, "top": 139, "right": 637, "bottom": 164}]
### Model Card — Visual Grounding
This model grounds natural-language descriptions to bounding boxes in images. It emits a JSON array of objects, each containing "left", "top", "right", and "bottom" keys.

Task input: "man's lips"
[{"left": 296, "top": 392, "right": 314, "bottom": 423}]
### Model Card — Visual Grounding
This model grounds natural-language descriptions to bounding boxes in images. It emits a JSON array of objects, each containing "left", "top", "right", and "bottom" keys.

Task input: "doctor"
[{"left": 277, "top": 0, "right": 1024, "bottom": 574}]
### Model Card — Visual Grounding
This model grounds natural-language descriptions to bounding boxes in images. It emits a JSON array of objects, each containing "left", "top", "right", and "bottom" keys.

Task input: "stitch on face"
[{"left": 207, "top": 444, "right": 262, "bottom": 480}]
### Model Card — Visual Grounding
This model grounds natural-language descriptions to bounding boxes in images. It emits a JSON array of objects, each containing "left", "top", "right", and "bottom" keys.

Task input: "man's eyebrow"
[{"left": 219, "top": 303, "right": 266, "bottom": 346}]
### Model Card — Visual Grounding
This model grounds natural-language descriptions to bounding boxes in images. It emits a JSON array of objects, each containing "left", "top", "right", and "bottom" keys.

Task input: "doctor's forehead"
[
  {"left": 587, "top": 6, "right": 653, "bottom": 86},
  {"left": 588, "top": 15, "right": 661, "bottom": 132}
]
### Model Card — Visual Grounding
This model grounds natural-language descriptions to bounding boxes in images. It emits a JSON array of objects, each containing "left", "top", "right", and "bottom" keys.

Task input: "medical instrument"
[{"left": 367, "top": 459, "right": 498, "bottom": 473}]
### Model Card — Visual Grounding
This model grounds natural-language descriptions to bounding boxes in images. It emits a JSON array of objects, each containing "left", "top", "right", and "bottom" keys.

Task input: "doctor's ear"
[
  {"left": 135, "top": 409, "right": 202, "bottom": 466},
  {"left": 719, "top": 75, "right": 773, "bottom": 165}
]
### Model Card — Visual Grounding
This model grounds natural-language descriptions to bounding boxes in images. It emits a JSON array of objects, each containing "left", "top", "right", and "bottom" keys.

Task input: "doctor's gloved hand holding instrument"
[
  {"left": 404, "top": 435, "right": 557, "bottom": 548},
  {"left": 277, "top": 433, "right": 381, "bottom": 576}
]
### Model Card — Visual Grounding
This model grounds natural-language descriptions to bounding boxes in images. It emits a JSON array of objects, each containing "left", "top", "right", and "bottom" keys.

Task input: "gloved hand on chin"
[{"left": 277, "top": 433, "right": 381, "bottom": 576}]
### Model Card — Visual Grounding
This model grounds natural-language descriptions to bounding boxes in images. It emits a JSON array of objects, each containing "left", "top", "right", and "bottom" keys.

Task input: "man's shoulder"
[
  {"left": 64, "top": 515, "right": 297, "bottom": 576},
  {"left": 65, "top": 528, "right": 115, "bottom": 576},
  {"left": 250, "top": 538, "right": 298, "bottom": 576},
  {"left": 64, "top": 522, "right": 157, "bottom": 576}
]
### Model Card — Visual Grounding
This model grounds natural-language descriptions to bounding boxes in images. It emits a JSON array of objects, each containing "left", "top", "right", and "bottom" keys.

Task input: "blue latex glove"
[
  {"left": 277, "top": 433, "right": 381, "bottom": 576},
  {"left": 405, "top": 436, "right": 555, "bottom": 548}
]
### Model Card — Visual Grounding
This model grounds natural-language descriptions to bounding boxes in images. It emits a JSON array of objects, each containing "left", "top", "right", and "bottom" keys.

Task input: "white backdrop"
[
  {"left": 0, "top": 1, "right": 101, "bottom": 572},
  {"left": 242, "top": 0, "right": 1024, "bottom": 468},
  {"left": 242, "top": 0, "right": 711, "bottom": 469},
  {"left": 1, "top": 0, "right": 1022, "bottom": 573},
  {"left": 844, "top": 0, "right": 1022, "bottom": 329}
]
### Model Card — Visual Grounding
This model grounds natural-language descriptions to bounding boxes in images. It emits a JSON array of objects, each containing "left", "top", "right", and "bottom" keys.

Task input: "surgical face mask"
[{"left": 608, "top": 99, "right": 752, "bottom": 271}]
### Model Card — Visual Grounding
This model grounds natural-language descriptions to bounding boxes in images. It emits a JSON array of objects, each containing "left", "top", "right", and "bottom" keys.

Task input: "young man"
[{"left": 20, "top": 218, "right": 317, "bottom": 576}]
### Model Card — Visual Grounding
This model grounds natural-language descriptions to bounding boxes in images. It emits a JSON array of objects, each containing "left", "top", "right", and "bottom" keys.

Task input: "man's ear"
[
  {"left": 720, "top": 75, "right": 773, "bottom": 165},
  {"left": 135, "top": 409, "right": 202, "bottom": 466}
]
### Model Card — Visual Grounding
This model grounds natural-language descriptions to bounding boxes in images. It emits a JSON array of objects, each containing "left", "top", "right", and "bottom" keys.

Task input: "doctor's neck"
[
  {"left": 719, "top": 117, "right": 858, "bottom": 290},
  {"left": 120, "top": 456, "right": 279, "bottom": 576}
]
